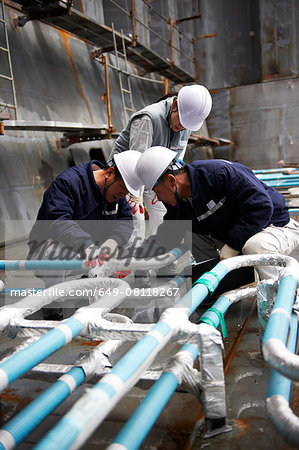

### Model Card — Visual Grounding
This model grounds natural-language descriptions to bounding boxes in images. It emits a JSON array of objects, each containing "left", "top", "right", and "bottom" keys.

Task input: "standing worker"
[
  {"left": 109, "top": 84, "right": 212, "bottom": 238},
  {"left": 135, "top": 146, "right": 299, "bottom": 280},
  {"left": 28, "top": 150, "right": 142, "bottom": 319}
]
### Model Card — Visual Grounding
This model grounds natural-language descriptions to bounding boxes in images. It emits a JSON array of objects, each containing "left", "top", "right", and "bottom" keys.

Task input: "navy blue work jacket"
[
  {"left": 159, "top": 159, "right": 289, "bottom": 251},
  {"left": 29, "top": 160, "right": 133, "bottom": 252}
]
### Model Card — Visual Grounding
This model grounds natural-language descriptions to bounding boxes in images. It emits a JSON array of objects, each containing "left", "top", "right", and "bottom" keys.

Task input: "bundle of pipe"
[
  {"left": 0, "top": 271, "right": 185, "bottom": 394},
  {"left": 108, "top": 343, "right": 200, "bottom": 450},
  {"left": 254, "top": 168, "right": 299, "bottom": 215},
  {"left": 33, "top": 254, "right": 298, "bottom": 450},
  {"left": 0, "top": 274, "right": 186, "bottom": 449},
  {"left": 108, "top": 285, "right": 260, "bottom": 450},
  {"left": 0, "top": 339, "right": 130, "bottom": 450},
  {"left": 108, "top": 266, "right": 298, "bottom": 450},
  {"left": 0, "top": 254, "right": 297, "bottom": 449},
  {"left": 0, "top": 249, "right": 189, "bottom": 449},
  {"left": 0, "top": 278, "right": 130, "bottom": 393},
  {"left": 255, "top": 174, "right": 299, "bottom": 187},
  {"left": 199, "top": 280, "right": 299, "bottom": 445}
]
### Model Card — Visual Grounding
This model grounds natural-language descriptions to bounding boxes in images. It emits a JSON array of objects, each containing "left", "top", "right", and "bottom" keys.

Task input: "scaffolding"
[
  {"left": 0, "top": 0, "right": 18, "bottom": 125},
  {"left": 93, "top": 24, "right": 167, "bottom": 129},
  {"left": 12, "top": 0, "right": 199, "bottom": 83}
]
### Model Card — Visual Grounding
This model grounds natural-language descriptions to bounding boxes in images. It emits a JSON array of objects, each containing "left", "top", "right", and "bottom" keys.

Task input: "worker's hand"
[
  {"left": 220, "top": 244, "right": 239, "bottom": 260},
  {"left": 99, "top": 238, "right": 119, "bottom": 259},
  {"left": 128, "top": 194, "right": 144, "bottom": 216},
  {"left": 84, "top": 244, "right": 110, "bottom": 268}
]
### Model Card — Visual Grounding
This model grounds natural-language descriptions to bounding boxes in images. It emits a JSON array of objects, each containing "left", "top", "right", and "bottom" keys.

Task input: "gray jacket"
[{"left": 111, "top": 97, "right": 191, "bottom": 158}]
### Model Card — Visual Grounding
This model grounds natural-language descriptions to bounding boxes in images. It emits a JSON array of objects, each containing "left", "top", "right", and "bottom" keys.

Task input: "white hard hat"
[
  {"left": 136, "top": 146, "right": 177, "bottom": 190},
  {"left": 114, "top": 150, "right": 143, "bottom": 196},
  {"left": 177, "top": 84, "right": 212, "bottom": 131}
]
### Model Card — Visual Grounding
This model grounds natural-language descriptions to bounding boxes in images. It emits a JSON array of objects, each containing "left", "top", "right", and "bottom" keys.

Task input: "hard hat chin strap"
[
  {"left": 174, "top": 186, "right": 180, "bottom": 205},
  {"left": 103, "top": 174, "right": 120, "bottom": 202},
  {"left": 158, "top": 178, "right": 180, "bottom": 206}
]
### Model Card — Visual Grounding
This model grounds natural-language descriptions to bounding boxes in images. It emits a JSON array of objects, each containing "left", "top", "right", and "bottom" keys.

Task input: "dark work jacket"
[
  {"left": 29, "top": 160, "right": 133, "bottom": 253},
  {"left": 155, "top": 159, "right": 289, "bottom": 252}
]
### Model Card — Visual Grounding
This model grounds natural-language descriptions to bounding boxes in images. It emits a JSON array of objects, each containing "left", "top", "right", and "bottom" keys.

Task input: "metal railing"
[{"left": 105, "top": 0, "right": 197, "bottom": 76}]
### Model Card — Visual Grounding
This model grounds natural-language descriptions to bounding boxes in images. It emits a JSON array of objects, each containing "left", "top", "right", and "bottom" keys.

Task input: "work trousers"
[{"left": 190, "top": 218, "right": 299, "bottom": 280}]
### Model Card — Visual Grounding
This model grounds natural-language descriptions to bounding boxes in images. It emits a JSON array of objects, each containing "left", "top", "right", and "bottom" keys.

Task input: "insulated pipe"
[
  {"left": 0, "top": 278, "right": 129, "bottom": 392},
  {"left": 8, "top": 276, "right": 185, "bottom": 342},
  {"left": 0, "top": 260, "right": 84, "bottom": 271},
  {"left": 254, "top": 168, "right": 299, "bottom": 175},
  {"left": 0, "top": 341, "right": 114, "bottom": 450},
  {"left": 255, "top": 174, "right": 299, "bottom": 182},
  {"left": 33, "top": 253, "right": 296, "bottom": 450},
  {"left": 0, "top": 367, "right": 85, "bottom": 450},
  {"left": 262, "top": 180, "right": 299, "bottom": 188},
  {"left": 199, "top": 285, "right": 257, "bottom": 332},
  {"left": 1, "top": 276, "right": 186, "bottom": 307},
  {"left": 0, "top": 245, "right": 188, "bottom": 273},
  {"left": 262, "top": 274, "right": 299, "bottom": 381},
  {"left": 0, "top": 317, "right": 82, "bottom": 392},
  {"left": 33, "top": 274, "right": 215, "bottom": 449},
  {"left": 266, "top": 314, "right": 299, "bottom": 447},
  {"left": 108, "top": 343, "right": 199, "bottom": 450},
  {"left": 0, "top": 277, "right": 129, "bottom": 332}
]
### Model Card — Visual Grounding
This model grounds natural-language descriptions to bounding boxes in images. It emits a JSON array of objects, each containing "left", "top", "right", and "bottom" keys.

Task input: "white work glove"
[
  {"left": 84, "top": 239, "right": 117, "bottom": 270},
  {"left": 99, "top": 238, "right": 119, "bottom": 259},
  {"left": 128, "top": 193, "right": 144, "bottom": 216},
  {"left": 84, "top": 244, "right": 109, "bottom": 269},
  {"left": 220, "top": 244, "right": 239, "bottom": 260}
]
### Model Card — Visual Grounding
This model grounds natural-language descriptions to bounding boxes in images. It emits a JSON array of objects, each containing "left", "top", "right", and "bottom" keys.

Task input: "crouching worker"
[
  {"left": 28, "top": 151, "right": 142, "bottom": 320},
  {"left": 135, "top": 146, "right": 299, "bottom": 280}
]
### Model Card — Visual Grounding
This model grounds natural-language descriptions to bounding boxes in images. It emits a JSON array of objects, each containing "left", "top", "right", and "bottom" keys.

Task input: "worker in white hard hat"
[
  {"left": 28, "top": 150, "right": 142, "bottom": 320},
  {"left": 109, "top": 84, "right": 212, "bottom": 240},
  {"left": 135, "top": 146, "right": 299, "bottom": 280}
]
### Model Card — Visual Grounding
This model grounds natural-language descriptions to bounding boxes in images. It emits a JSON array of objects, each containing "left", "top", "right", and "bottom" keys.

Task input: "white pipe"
[{"left": 0, "top": 278, "right": 129, "bottom": 333}]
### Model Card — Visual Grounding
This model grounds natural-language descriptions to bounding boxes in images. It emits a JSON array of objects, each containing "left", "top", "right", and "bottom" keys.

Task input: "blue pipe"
[
  {"left": 267, "top": 314, "right": 298, "bottom": 400},
  {"left": 1, "top": 288, "right": 45, "bottom": 294},
  {"left": 111, "top": 274, "right": 297, "bottom": 450},
  {"left": 0, "top": 367, "right": 85, "bottom": 449},
  {"left": 112, "top": 274, "right": 297, "bottom": 450},
  {"left": 33, "top": 264, "right": 229, "bottom": 449},
  {"left": 178, "top": 261, "right": 228, "bottom": 315},
  {"left": 0, "top": 245, "right": 188, "bottom": 271},
  {"left": 0, "top": 260, "right": 83, "bottom": 271},
  {"left": 254, "top": 168, "right": 299, "bottom": 175},
  {"left": 199, "top": 295, "right": 231, "bottom": 326},
  {"left": 0, "top": 318, "right": 82, "bottom": 390},
  {"left": 255, "top": 174, "right": 299, "bottom": 181},
  {"left": 263, "top": 275, "right": 297, "bottom": 346},
  {"left": 111, "top": 343, "right": 198, "bottom": 450},
  {"left": 262, "top": 180, "right": 299, "bottom": 188}
]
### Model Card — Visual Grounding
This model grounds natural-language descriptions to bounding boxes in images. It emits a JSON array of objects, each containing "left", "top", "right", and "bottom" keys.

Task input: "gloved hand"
[
  {"left": 220, "top": 244, "right": 239, "bottom": 260},
  {"left": 128, "top": 194, "right": 144, "bottom": 215},
  {"left": 99, "top": 238, "right": 119, "bottom": 259},
  {"left": 84, "top": 244, "right": 110, "bottom": 268}
]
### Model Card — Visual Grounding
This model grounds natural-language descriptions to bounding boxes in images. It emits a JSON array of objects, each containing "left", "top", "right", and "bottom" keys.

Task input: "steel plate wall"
[{"left": 0, "top": 2, "right": 164, "bottom": 242}]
